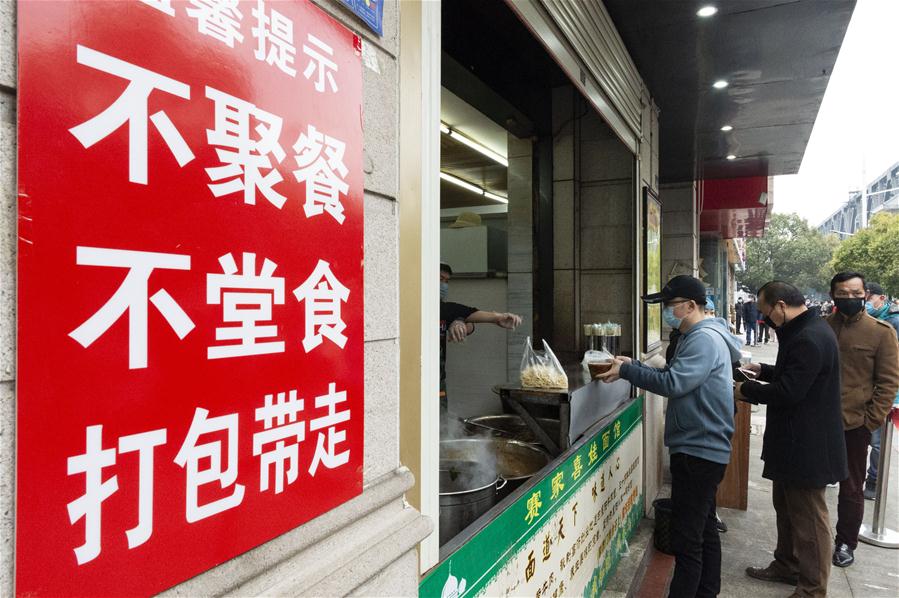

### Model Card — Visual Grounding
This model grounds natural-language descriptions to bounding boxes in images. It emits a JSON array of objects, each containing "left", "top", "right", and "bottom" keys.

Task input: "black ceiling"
[
  {"left": 442, "top": 0, "right": 570, "bottom": 137},
  {"left": 603, "top": 0, "right": 856, "bottom": 183}
]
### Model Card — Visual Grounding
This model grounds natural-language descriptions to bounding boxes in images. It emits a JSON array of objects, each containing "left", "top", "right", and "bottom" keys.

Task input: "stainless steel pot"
[
  {"left": 463, "top": 414, "right": 561, "bottom": 446},
  {"left": 441, "top": 438, "right": 551, "bottom": 501},
  {"left": 439, "top": 459, "right": 505, "bottom": 546}
]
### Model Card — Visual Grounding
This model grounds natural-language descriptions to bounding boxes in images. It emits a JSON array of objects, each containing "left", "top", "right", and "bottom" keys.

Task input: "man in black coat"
[{"left": 736, "top": 281, "right": 847, "bottom": 598}]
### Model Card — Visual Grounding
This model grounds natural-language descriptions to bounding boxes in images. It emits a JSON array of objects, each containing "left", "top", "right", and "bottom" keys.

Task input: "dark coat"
[
  {"left": 741, "top": 309, "right": 848, "bottom": 487},
  {"left": 742, "top": 300, "right": 759, "bottom": 324}
]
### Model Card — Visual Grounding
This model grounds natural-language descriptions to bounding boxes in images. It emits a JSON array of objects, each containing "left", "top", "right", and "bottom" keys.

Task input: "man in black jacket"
[
  {"left": 742, "top": 296, "right": 760, "bottom": 347},
  {"left": 737, "top": 281, "right": 847, "bottom": 598}
]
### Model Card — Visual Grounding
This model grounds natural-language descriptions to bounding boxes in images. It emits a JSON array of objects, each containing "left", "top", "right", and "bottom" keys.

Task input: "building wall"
[
  {"left": 0, "top": 1, "right": 430, "bottom": 595},
  {"left": 660, "top": 182, "right": 699, "bottom": 285},
  {"left": 551, "top": 86, "right": 635, "bottom": 358},
  {"left": 818, "top": 159, "right": 899, "bottom": 236}
]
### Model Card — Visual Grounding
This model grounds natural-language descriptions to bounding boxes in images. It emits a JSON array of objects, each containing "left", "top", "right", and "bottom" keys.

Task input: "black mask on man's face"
[
  {"left": 763, "top": 302, "right": 783, "bottom": 328},
  {"left": 834, "top": 298, "right": 865, "bottom": 317}
]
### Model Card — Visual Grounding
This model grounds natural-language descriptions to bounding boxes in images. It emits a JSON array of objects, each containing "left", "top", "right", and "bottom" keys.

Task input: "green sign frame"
[{"left": 421, "top": 396, "right": 644, "bottom": 597}]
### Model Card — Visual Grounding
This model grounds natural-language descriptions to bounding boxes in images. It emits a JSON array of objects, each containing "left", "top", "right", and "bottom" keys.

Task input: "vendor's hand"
[
  {"left": 495, "top": 313, "right": 522, "bottom": 330},
  {"left": 448, "top": 319, "right": 468, "bottom": 343},
  {"left": 597, "top": 358, "right": 625, "bottom": 383},
  {"left": 744, "top": 362, "right": 762, "bottom": 375}
]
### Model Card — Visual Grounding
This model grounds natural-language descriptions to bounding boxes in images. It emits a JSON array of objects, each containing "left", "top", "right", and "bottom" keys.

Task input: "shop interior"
[{"left": 436, "top": 0, "right": 642, "bottom": 554}]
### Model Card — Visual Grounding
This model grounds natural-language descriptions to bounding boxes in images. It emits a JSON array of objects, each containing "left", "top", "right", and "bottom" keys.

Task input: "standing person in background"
[
  {"left": 735, "top": 298, "right": 744, "bottom": 335},
  {"left": 758, "top": 315, "right": 771, "bottom": 345},
  {"left": 863, "top": 282, "right": 899, "bottom": 499},
  {"left": 739, "top": 281, "right": 846, "bottom": 598},
  {"left": 743, "top": 295, "right": 760, "bottom": 347},
  {"left": 826, "top": 272, "right": 899, "bottom": 567}
]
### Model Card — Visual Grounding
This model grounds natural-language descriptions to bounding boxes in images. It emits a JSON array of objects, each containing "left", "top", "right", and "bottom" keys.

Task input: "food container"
[{"left": 587, "top": 360, "right": 613, "bottom": 379}]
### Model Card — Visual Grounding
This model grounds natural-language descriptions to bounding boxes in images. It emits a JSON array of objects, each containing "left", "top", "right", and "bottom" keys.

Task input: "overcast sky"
[{"left": 772, "top": 0, "right": 899, "bottom": 227}]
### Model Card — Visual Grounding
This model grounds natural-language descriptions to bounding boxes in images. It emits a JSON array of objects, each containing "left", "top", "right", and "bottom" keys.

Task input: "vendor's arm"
[
  {"left": 741, "top": 337, "right": 821, "bottom": 406},
  {"left": 465, "top": 310, "right": 522, "bottom": 330},
  {"left": 441, "top": 302, "right": 479, "bottom": 342},
  {"left": 615, "top": 332, "right": 711, "bottom": 398}
]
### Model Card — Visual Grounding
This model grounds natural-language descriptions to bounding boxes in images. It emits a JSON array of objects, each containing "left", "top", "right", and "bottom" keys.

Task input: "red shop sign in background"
[{"left": 16, "top": 1, "right": 363, "bottom": 595}]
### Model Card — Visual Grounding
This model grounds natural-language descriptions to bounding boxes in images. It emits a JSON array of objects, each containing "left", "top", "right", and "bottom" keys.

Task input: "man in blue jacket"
[
  {"left": 600, "top": 275, "right": 739, "bottom": 598},
  {"left": 864, "top": 282, "right": 899, "bottom": 499}
]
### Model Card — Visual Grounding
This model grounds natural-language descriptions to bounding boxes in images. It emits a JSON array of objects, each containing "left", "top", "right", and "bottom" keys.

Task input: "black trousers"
[
  {"left": 837, "top": 425, "right": 872, "bottom": 549},
  {"left": 669, "top": 453, "right": 727, "bottom": 598}
]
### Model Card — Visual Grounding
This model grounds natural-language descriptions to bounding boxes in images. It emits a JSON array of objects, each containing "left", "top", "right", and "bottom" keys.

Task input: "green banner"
[{"left": 420, "top": 396, "right": 644, "bottom": 598}]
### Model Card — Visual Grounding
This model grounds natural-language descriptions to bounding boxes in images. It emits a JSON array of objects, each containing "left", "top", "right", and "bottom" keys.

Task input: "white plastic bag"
[{"left": 520, "top": 337, "right": 568, "bottom": 390}]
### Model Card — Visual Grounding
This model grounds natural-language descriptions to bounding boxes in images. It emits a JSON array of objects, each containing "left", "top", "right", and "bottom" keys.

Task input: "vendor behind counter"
[{"left": 439, "top": 262, "right": 522, "bottom": 415}]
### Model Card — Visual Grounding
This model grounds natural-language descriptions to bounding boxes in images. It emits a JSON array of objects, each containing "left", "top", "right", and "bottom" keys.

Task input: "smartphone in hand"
[{"left": 733, "top": 367, "right": 756, "bottom": 382}]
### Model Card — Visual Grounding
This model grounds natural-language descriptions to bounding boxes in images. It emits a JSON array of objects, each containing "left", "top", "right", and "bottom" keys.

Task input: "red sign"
[{"left": 16, "top": 1, "right": 363, "bottom": 595}]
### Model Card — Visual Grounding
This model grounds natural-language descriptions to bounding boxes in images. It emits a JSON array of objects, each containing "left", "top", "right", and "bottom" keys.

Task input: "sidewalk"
[{"left": 719, "top": 340, "right": 899, "bottom": 598}]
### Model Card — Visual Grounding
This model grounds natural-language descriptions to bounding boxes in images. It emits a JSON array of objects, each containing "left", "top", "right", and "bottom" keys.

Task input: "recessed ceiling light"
[
  {"left": 713, "top": 80, "right": 729, "bottom": 89},
  {"left": 721, "top": 124, "right": 733, "bottom": 132},
  {"left": 726, "top": 154, "right": 737, "bottom": 160},
  {"left": 697, "top": 6, "right": 718, "bottom": 17}
]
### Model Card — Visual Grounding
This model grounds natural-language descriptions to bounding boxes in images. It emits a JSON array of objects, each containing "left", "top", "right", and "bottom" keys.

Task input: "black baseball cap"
[
  {"left": 866, "top": 282, "right": 885, "bottom": 295},
  {"left": 642, "top": 275, "right": 707, "bottom": 304}
]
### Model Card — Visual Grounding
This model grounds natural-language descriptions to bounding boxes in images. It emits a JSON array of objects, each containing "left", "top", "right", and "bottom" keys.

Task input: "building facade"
[
  {"left": 819, "top": 159, "right": 899, "bottom": 237},
  {"left": 2, "top": 1, "right": 854, "bottom": 596}
]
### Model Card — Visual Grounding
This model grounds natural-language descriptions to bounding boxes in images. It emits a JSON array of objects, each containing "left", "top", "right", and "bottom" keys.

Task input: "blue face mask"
[
  {"left": 440, "top": 282, "right": 449, "bottom": 301},
  {"left": 663, "top": 306, "right": 683, "bottom": 329},
  {"left": 866, "top": 301, "right": 876, "bottom": 315}
]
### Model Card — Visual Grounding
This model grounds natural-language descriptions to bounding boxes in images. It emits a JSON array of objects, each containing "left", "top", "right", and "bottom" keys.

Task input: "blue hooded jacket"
[{"left": 619, "top": 317, "right": 742, "bottom": 464}]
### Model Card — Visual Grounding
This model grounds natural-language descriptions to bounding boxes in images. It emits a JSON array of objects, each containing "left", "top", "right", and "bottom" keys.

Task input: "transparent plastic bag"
[{"left": 520, "top": 337, "right": 568, "bottom": 390}]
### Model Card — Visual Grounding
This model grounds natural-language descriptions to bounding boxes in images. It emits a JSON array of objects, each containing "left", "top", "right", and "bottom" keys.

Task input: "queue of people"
[{"left": 599, "top": 272, "right": 899, "bottom": 598}]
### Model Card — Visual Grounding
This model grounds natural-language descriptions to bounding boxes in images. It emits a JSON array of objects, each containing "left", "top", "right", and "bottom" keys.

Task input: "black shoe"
[
  {"left": 715, "top": 512, "right": 728, "bottom": 533},
  {"left": 832, "top": 543, "right": 854, "bottom": 567},
  {"left": 864, "top": 485, "right": 876, "bottom": 500},
  {"left": 745, "top": 565, "right": 799, "bottom": 585}
]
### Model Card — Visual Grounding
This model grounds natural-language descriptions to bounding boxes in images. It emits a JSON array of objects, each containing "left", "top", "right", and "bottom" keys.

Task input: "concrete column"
[
  {"left": 551, "top": 87, "right": 636, "bottom": 357},
  {"left": 552, "top": 86, "right": 578, "bottom": 355},
  {"left": 660, "top": 182, "right": 699, "bottom": 281},
  {"left": 576, "top": 101, "right": 635, "bottom": 356},
  {"left": 506, "top": 134, "right": 535, "bottom": 380}
]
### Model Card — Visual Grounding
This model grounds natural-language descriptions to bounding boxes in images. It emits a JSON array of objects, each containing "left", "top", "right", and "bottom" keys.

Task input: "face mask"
[
  {"left": 440, "top": 282, "right": 449, "bottom": 301},
  {"left": 763, "top": 303, "right": 783, "bottom": 328},
  {"left": 663, "top": 306, "right": 683, "bottom": 329},
  {"left": 834, "top": 297, "right": 864, "bottom": 317},
  {"left": 865, "top": 301, "right": 876, "bottom": 315}
]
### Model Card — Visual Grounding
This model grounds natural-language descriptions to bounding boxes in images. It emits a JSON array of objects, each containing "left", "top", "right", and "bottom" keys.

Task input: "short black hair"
[
  {"left": 830, "top": 271, "right": 865, "bottom": 295},
  {"left": 758, "top": 281, "right": 806, "bottom": 307},
  {"left": 440, "top": 262, "right": 453, "bottom": 276}
]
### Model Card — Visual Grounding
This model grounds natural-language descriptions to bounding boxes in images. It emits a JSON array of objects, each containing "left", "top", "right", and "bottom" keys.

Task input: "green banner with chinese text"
[{"left": 420, "top": 396, "right": 644, "bottom": 598}]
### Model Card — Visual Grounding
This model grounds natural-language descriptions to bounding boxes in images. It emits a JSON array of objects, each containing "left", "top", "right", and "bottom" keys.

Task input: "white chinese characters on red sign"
[{"left": 16, "top": 1, "right": 364, "bottom": 595}]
